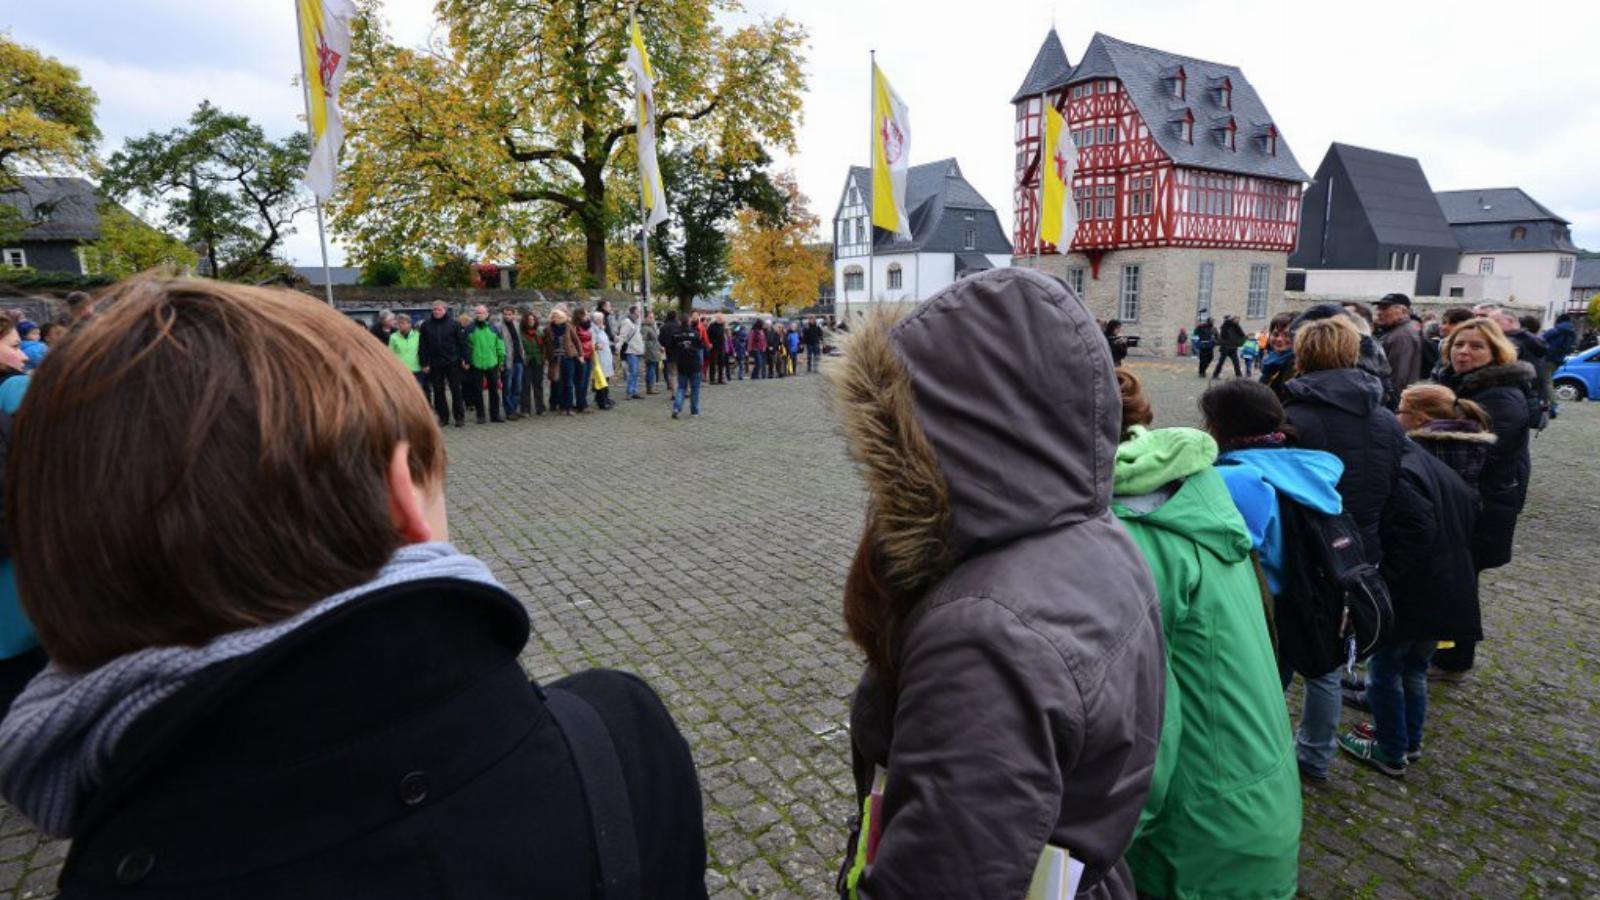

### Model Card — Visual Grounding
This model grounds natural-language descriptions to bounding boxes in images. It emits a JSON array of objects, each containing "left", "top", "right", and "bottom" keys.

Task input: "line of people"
[
  {"left": 0, "top": 271, "right": 1553, "bottom": 900},
  {"left": 371, "top": 301, "right": 836, "bottom": 425}
]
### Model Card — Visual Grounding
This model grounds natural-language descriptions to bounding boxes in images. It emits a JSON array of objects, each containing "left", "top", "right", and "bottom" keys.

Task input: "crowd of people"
[
  {"left": 368, "top": 300, "right": 837, "bottom": 424},
  {"left": 0, "top": 270, "right": 1570, "bottom": 899}
]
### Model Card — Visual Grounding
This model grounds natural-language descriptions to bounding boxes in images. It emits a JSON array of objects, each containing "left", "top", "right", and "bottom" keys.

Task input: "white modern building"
[
  {"left": 1436, "top": 188, "right": 1579, "bottom": 323},
  {"left": 832, "top": 159, "right": 1012, "bottom": 311}
]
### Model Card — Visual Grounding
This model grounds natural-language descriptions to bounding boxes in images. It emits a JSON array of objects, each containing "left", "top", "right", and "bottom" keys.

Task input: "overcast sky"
[{"left": 9, "top": 0, "right": 1599, "bottom": 268}]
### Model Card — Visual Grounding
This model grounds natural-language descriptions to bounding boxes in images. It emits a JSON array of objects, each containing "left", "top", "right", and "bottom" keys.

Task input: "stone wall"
[{"left": 1033, "top": 247, "right": 1290, "bottom": 356}]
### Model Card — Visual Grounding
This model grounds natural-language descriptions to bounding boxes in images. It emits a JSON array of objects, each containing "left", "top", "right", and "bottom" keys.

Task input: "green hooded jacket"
[
  {"left": 467, "top": 321, "right": 507, "bottom": 370},
  {"left": 1112, "top": 426, "right": 1301, "bottom": 900}
]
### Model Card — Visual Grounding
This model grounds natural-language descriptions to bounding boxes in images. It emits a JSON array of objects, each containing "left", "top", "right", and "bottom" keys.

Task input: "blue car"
[{"left": 1553, "top": 345, "right": 1600, "bottom": 402}]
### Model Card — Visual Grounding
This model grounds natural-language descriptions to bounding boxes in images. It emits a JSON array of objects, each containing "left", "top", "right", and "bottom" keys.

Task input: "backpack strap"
[{"left": 544, "top": 686, "right": 642, "bottom": 900}]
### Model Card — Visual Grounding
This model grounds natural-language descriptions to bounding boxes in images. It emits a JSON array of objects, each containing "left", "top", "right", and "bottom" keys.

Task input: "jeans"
[
  {"left": 1243, "top": 356, "right": 1256, "bottom": 377},
  {"left": 806, "top": 343, "right": 821, "bottom": 372},
  {"left": 646, "top": 360, "right": 659, "bottom": 391},
  {"left": 558, "top": 357, "right": 579, "bottom": 410},
  {"left": 625, "top": 354, "right": 641, "bottom": 397},
  {"left": 1294, "top": 668, "right": 1343, "bottom": 778},
  {"left": 752, "top": 350, "right": 766, "bottom": 378},
  {"left": 1364, "top": 639, "right": 1436, "bottom": 759},
  {"left": 503, "top": 362, "right": 523, "bottom": 416},
  {"left": 673, "top": 363, "right": 701, "bottom": 415},
  {"left": 735, "top": 354, "right": 747, "bottom": 379},
  {"left": 573, "top": 357, "right": 592, "bottom": 410}
]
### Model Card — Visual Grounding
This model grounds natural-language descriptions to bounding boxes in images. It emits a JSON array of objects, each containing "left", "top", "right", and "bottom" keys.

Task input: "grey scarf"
[{"left": 0, "top": 541, "right": 501, "bottom": 837}]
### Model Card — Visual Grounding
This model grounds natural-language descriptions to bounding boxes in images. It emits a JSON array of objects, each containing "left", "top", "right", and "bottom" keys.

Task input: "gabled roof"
[
  {"left": 1435, "top": 188, "right": 1569, "bottom": 225},
  {"left": 1011, "top": 29, "right": 1073, "bottom": 103},
  {"left": 1436, "top": 188, "right": 1577, "bottom": 254},
  {"left": 844, "top": 159, "right": 1013, "bottom": 255},
  {"left": 1322, "top": 143, "right": 1458, "bottom": 249},
  {"left": 1062, "top": 33, "right": 1309, "bottom": 184},
  {"left": 0, "top": 176, "right": 106, "bottom": 242},
  {"left": 1572, "top": 258, "right": 1600, "bottom": 290}
]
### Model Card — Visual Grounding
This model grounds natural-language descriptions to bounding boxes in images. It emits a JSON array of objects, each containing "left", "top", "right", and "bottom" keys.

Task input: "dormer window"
[
  {"left": 1170, "top": 67, "right": 1186, "bottom": 100},
  {"left": 1210, "top": 76, "right": 1232, "bottom": 110},
  {"left": 1181, "top": 120, "right": 1193, "bottom": 143},
  {"left": 1511, "top": 226, "right": 1527, "bottom": 241},
  {"left": 1224, "top": 128, "right": 1235, "bottom": 151}
]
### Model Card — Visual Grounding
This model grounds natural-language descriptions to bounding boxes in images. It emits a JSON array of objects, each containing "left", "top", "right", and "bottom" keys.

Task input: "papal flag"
[
  {"left": 1038, "top": 102, "right": 1079, "bottom": 251},
  {"left": 626, "top": 17, "right": 669, "bottom": 229},
  {"left": 870, "top": 64, "right": 910, "bottom": 241},
  {"left": 297, "top": 0, "right": 356, "bottom": 202}
]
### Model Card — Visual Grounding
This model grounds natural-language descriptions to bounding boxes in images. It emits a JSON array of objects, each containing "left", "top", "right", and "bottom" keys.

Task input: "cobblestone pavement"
[{"left": 0, "top": 360, "right": 1595, "bottom": 898}]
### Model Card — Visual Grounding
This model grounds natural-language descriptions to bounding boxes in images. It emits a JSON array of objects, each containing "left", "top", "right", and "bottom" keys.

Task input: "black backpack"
[{"left": 1275, "top": 497, "right": 1393, "bottom": 678}]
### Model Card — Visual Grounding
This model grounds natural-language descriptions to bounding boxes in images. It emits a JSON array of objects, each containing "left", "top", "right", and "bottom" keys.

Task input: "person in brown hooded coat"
[{"left": 829, "top": 268, "right": 1166, "bottom": 899}]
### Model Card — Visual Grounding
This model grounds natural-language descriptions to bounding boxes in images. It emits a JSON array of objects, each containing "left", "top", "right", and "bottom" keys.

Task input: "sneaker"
[
  {"left": 1297, "top": 760, "right": 1328, "bottom": 785},
  {"left": 671, "top": 410, "right": 679, "bottom": 419},
  {"left": 1427, "top": 666, "right": 1467, "bottom": 683},
  {"left": 1341, "top": 688, "right": 1371, "bottom": 713},
  {"left": 1352, "top": 722, "right": 1422, "bottom": 762},
  {"left": 1338, "top": 732, "right": 1406, "bottom": 777}
]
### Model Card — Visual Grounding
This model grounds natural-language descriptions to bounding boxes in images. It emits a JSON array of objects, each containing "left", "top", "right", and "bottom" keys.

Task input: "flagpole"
[
  {"left": 864, "top": 49, "right": 875, "bottom": 319},
  {"left": 292, "top": 0, "right": 335, "bottom": 305},
  {"left": 1036, "top": 90, "right": 1046, "bottom": 271}
]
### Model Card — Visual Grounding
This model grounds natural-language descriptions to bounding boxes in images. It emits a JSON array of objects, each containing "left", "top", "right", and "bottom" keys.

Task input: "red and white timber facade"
[{"left": 1012, "top": 32, "right": 1309, "bottom": 354}]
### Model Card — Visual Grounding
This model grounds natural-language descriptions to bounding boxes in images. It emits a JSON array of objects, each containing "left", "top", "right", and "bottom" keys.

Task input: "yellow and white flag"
[
  {"left": 297, "top": 0, "right": 356, "bottom": 202},
  {"left": 1038, "top": 103, "right": 1079, "bottom": 252},
  {"left": 870, "top": 64, "right": 910, "bottom": 241},
  {"left": 625, "top": 17, "right": 669, "bottom": 229}
]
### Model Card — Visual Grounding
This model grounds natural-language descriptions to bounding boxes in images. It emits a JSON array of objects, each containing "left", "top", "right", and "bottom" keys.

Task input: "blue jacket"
[
  {"left": 0, "top": 376, "right": 36, "bottom": 659},
  {"left": 1214, "top": 447, "right": 1344, "bottom": 595},
  {"left": 19, "top": 341, "right": 47, "bottom": 372},
  {"left": 1541, "top": 320, "right": 1577, "bottom": 366}
]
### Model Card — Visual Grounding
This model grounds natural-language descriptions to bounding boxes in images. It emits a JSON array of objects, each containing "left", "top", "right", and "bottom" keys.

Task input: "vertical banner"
[
  {"left": 1038, "top": 101, "right": 1078, "bottom": 252},
  {"left": 297, "top": 0, "right": 356, "bottom": 201},
  {"left": 870, "top": 64, "right": 911, "bottom": 240},
  {"left": 626, "top": 17, "right": 668, "bottom": 229}
]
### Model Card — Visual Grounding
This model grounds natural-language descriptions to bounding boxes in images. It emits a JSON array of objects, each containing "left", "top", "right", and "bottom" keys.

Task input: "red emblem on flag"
[
  {"left": 316, "top": 33, "right": 342, "bottom": 89},
  {"left": 880, "top": 117, "right": 904, "bottom": 165},
  {"left": 1053, "top": 147, "right": 1070, "bottom": 183}
]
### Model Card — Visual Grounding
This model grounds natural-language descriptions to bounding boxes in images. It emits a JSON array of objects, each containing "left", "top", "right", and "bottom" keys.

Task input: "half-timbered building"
[{"left": 1012, "top": 31, "right": 1308, "bottom": 353}]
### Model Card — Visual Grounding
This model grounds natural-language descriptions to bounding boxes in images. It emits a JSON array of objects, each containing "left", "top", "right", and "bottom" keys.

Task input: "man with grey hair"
[
  {"left": 369, "top": 309, "right": 396, "bottom": 346},
  {"left": 617, "top": 304, "right": 645, "bottom": 399}
]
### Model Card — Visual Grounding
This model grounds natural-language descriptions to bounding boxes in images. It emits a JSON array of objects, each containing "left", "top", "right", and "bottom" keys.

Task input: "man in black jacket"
[
  {"left": 659, "top": 311, "right": 703, "bottom": 418},
  {"left": 419, "top": 300, "right": 470, "bottom": 428},
  {"left": 803, "top": 317, "right": 824, "bottom": 373},
  {"left": 1211, "top": 315, "right": 1247, "bottom": 379},
  {"left": 1192, "top": 318, "right": 1216, "bottom": 377}
]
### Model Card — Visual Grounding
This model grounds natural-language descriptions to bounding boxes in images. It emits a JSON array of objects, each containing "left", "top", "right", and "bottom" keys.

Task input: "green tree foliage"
[
  {"left": 334, "top": 0, "right": 807, "bottom": 285},
  {"left": 100, "top": 102, "right": 309, "bottom": 280},
  {"left": 83, "top": 206, "right": 198, "bottom": 278},
  {"left": 0, "top": 35, "right": 100, "bottom": 241},
  {"left": 651, "top": 145, "right": 784, "bottom": 313},
  {"left": 1587, "top": 293, "right": 1600, "bottom": 330}
]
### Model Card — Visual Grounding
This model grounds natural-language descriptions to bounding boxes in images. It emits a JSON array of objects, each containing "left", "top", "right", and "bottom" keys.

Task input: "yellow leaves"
[
  {"left": 0, "top": 35, "right": 99, "bottom": 179},
  {"left": 729, "top": 177, "right": 828, "bottom": 316}
]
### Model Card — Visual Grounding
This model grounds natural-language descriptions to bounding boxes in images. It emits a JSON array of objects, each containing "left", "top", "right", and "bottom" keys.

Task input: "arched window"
[
  {"left": 887, "top": 264, "right": 903, "bottom": 290},
  {"left": 844, "top": 266, "right": 864, "bottom": 291}
]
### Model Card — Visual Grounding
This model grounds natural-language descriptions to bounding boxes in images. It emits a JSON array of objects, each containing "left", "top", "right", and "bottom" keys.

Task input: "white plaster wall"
[
  {"left": 1455, "top": 253, "right": 1575, "bottom": 309},
  {"left": 1302, "top": 269, "right": 1417, "bottom": 298}
]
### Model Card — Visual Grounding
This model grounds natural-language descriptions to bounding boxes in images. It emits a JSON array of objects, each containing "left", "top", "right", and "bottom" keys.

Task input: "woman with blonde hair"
[{"left": 1429, "top": 318, "right": 1536, "bottom": 677}]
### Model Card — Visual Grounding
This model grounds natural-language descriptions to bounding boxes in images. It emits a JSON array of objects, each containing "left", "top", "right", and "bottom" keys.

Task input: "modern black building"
[{"left": 1290, "top": 143, "right": 1459, "bottom": 295}]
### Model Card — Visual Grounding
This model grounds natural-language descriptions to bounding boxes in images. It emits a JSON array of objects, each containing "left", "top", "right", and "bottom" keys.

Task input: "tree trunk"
[{"left": 582, "top": 168, "right": 607, "bottom": 288}]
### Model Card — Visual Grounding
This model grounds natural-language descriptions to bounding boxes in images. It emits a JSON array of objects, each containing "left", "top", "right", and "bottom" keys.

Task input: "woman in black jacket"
[
  {"left": 0, "top": 280, "right": 708, "bottom": 900},
  {"left": 1429, "top": 318, "right": 1537, "bottom": 676},
  {"left": 1103, "top": 318, "right": 1129, "bottom": 366}
]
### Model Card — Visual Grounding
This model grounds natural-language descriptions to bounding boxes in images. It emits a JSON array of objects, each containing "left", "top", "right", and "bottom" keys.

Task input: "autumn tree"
[
  {"left": 729, "top": 174, "right": 828, "bottom": 316},
  {"left": 83, "top": 206, "right": 198, "bottom": 278},
  {"left": 651, "top": 146, "right": 784, "bottom": 313},
  {"left": 100, "top": 102, "right": 310, "bottom": 280},
  {"left": 0, "top": 35, "right": 100, "bottom": 241},
  {"left": 334, "top": 0, "right": 807, "bottom": 286}
]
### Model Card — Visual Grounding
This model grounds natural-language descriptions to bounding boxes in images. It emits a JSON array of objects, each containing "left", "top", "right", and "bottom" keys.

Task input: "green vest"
[{"left": 389, "top": 330, "right": 421, "bottom": 372}]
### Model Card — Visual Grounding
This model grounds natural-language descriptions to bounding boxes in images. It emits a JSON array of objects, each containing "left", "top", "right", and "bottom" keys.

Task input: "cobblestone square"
[{"left": 0, "top": 361, "right": 1594, "bottom": 899}]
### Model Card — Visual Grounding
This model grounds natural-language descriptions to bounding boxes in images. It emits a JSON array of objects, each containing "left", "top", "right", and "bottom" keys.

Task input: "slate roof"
[
  {"left": 1059, "top": 33, "right": 1309, "bottom": 184},
  {"left": 1573, "top": 259, "right": 1600, "bottom": 290},
  {"left": 1435, "top": 188, "right": 1568, "bottom": 225},
  {"left": 1322, "top": 143, "right": 1459, "bottom": 249},
  {"left": 1436, "top": 188, "right": 1577, "bottom": 254},
  {"left": 843, "top": 159, "right": 1013, "bottom": 255},
  {"left": 0, "top": 176, "right": 106, "bottom": 242},
  {"left": 1011, "top": 29, "right": 1073, "bottom": 103},
  {"left": 955, "top": 252, "right": 995, "bottom": 274}
]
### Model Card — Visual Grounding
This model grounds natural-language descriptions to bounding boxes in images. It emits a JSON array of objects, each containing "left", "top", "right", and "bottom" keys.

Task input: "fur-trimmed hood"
[
  {"left": 829, "top": 268, "right": 1120, "bottom": 595},
  {"left": 1407, "top": 419, "right": 1497, "bottom": 444},
  {"left": 1442, "top": 360, "right": 1537, "bottom": 394}
]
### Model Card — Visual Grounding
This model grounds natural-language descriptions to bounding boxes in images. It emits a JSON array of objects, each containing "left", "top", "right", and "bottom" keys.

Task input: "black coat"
[
  {"left": 658, "top": 321, "right": 701, "bottom": 373},
  {"left": 1218, "top": 319, "right": 1246, "bottom": 350},
  {"left": 418, "top": 314, "right": 469, "bottom": 368},
  {"left": 1283, "top": 368, "right": 1406, "bottom": 564},
  {"left": 1380, "top": 439, "right": 1482, "bottom": 643},
  {"left": 1439, "top": 362, "right": 1536, "bottom": 570},
  {"left": 57, "top": 580, "right": 708, "bottom": 900}
]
